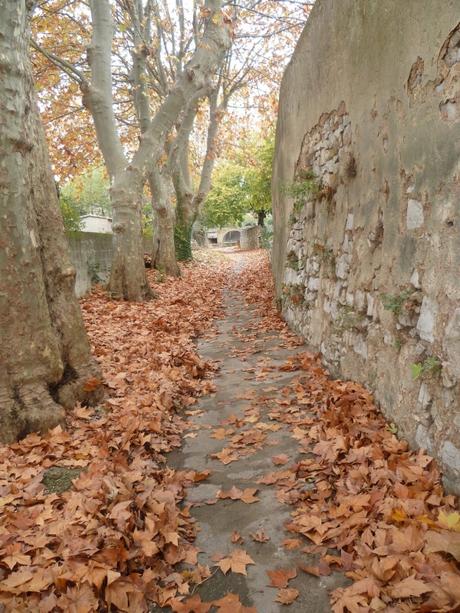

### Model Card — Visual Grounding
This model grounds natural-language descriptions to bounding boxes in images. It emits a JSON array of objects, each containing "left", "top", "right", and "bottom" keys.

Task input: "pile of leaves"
[
  {"left": 0, "top": 263, "right": 229, "bottom": 612},
  {"left": 234, "top": 252, "right": 460, "bottom": 612}
]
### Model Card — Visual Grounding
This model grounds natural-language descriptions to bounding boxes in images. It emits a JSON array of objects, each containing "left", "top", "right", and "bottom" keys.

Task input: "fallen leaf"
[
  {"left": 212, "top": 593, "right": 257, "bottom": 613},
  {"left": 217, "top": 487, "right": 259, "bottom": 504},
  {"left": 217, "top": 549, "right": 255, "bottom": 575},
  {"left": 250, "top": 530, "right": 270, "bottom": 543},
  {"left": 438, "top": 510, "right": 460, "bottom": 532},
  {"left": 193, "top": 470, "right": 211, "bottom": 483},
  {"left": 282, "top": 539, "right": 301, "bottom": 550},
  {"left": 275, "top": 588, "right": 299, "bottom": 605},
  {"left": 388, "top": 576, "right": 432, "bottom": 599},
  {"left": 425, "top": 529, "right": 460, "bottom": 561},
  {"left": 267, "top": 568, "right": 297, "bottom": 588},
  {"left": 231, "top": 531, "right": 243, "bottom": 544},
  {"left": 211, "top": 428, "right": 228, "bottom": 441},
  {"left": 170, "top": 594, "right": 212, "bottom": 612},
  {"left": 1, "top": 553, "right": 32, "bottom": 570}
]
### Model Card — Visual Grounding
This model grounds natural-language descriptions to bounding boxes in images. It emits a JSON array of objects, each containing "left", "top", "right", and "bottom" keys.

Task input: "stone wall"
[{"left": 273, "top": 0, "right": 460, "bottom": 490}]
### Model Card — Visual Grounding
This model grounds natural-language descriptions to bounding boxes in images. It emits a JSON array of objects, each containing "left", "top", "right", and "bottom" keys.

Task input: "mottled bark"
[
  {"left": 84, "top": 0, "right": 151, "bottom": 301},
  {"left": 148, "top": 169, "right": 180, "bottom": 277},
  {"left": 146, "top": 1, "right": 231, "bottom": 264},
  {"left": 174, "top": 211, "right": 195, "bottom": 261},
  {"left": 171, "top": 88, "right": 224, "bottom": 261},
  {"left": 0, "top": 1, "right": 103, "bottom": 442},
  {"left": 109, "top": 174, "right": 153, "bottom": 299}
]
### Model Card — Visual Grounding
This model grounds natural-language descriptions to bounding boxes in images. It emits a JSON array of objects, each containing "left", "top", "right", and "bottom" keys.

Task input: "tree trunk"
[
  {"left": 152, "top": 207, "right": 180, "bottom": 276},
  {"left": 0, "top": 1, "right": 103, "bottom": 443},
  {"left": 258, "top": 209, "right": 267, "bottom": 227},
  {"left": 170, "top": 104, "right": 198, "bottom": 262},
  {"left": 108, "top": 170, "right": 153, "bottom": 300},
  {"left": 174, "top": 196, "right": 196, "bottom": 262},
  {"left": 139, "top": 0, "right": 232, "bottom": 264},
  {"left": 148, "top": 170, "right": 180, "bottom": 277},
  {"left": 85, "top": 0, "right": 151, "bottom": 301},
  {"left": 170, "top": 89, "right": 225, "bottom": 261}
]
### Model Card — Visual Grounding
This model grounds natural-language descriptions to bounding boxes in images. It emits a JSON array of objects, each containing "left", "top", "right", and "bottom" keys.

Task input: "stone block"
[
  {"left": 417, "top": 383, "right": 432, "bottom": 409},
  {"left": 336, "top": 254, "right": 350, "bottom": 280},
  {"left": 443, "top": 308, "right": 460, "bottom": 377},
  {"left": 415, "top": 424, "right": 433, "bottom": 452},
  {"left": 406, "top": 199, "right": 424, "bottom": 230},
  {"left": 410, "top": 269, "right": 420, "bottom": 288},
  {"left": 416, "top": 297, "right": 438, "bottom": 342},
  {"left": 440, "top": 441, "right": 460, "bottom": 473}
]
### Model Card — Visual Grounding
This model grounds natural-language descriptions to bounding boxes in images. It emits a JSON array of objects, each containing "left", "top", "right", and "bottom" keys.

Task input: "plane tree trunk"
[
  {"left": 148, "top": 168, "right": 180, "bottom": 277},
  {"left": 171, "top": 88, "right": 226, "bottom": 261},
  {"left": 35, "top": 0, "right": 231, "bottom": 291},
  {"left": 0, "top": 0, "right": 103, "bottom": 442},
  {"left": 84, "top": 0, "right": 152, "bottom": 301},
  {"left": 122, "top": 0, "right": 232, "bottom": 275}
]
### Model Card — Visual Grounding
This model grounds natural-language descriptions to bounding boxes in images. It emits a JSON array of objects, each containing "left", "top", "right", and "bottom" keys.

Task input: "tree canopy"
[{"left": 203, "top": 132, "right": 274, "bottom": 227}]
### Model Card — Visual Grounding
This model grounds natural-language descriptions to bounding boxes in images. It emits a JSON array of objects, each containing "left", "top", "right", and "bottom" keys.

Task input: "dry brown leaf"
[
  {"left": 424, "top": 530, "right": 460, "bottom": 561},
  {"left": 250, "top": 530, "right": 270, "bottom": 543},
  {"left": 267, "top": 568, "right": 297, "bottom": 588},
  {"left": 170, "top": 594, "right": 212, "bottom": 612},
  {"left": 212, "top": 593, "right": 257, "bottom": 613},
  {"left": 211, "top": 428, "right": 228, "bottom": 441},
  {"left": 275, "top": 588, "right": 299, "bottom": 605},
  {"left": 388, "top": 576, "right": 432, "bottom": 599},
  {"left": 217, "top": 486, "right": 259, "bottom": 504},
  {"left": 272, "top": 454, "right": 289, "bottom": 466},
  {"left": 282, "top": 539, "right": 301, "bottom": 550},
  {"left": 231, "top": 530, "right": 243, "bottom": 544},
  {"left": 193, "top": 470, "right": 211, "bottom": 483},
  {"left": 217, "top": 549, "right": 255, "bottom": 575}
]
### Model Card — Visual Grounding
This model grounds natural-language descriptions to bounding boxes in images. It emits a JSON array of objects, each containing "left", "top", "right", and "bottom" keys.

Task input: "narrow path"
[{"left": 168, "top": 262, "right": 348, "bottom": 611}]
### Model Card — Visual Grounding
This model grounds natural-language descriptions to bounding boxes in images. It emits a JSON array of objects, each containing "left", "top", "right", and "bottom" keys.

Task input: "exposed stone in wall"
[
  {"left": 273, "top": 0, "right": 460, "bottom": 491},
  {"left": 437, "top": 22, "right": 460, "bottom": 122}
]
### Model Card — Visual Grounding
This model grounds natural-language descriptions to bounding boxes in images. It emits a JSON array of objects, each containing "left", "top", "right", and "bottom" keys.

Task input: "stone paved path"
[{"left": 167, "top": 263, "right": 348, "bottom": 612}]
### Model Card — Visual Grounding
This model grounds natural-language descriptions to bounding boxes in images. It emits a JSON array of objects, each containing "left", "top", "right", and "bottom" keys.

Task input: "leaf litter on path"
[
  {"left": 232, "top": 251, "right": 460, "bottom": 612},
  {"left": 1, "top": 251, "right": 459, "bottom": 612},
  {"left": 0, "top": 262, "right": 230, "bottom": 611}
]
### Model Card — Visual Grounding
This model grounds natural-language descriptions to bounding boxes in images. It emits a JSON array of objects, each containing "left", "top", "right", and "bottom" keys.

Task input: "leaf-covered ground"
[
  {"left": 0, "top": 258, "right": 230, "bottom": 612},
  {"left": 230, "top": 252, "right": 460, "bottom": 613},
  {"left": 0, "top": 251, "right": 459, "bottom": 612}
]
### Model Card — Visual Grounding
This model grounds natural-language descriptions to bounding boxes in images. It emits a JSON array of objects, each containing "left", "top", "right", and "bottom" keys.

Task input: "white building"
[{"left": 80, "top": 214, "right": 112, "bottom": 234}]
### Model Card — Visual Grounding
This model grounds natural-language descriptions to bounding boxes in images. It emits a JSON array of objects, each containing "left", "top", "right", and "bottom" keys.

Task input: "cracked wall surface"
[{"left": 272, "top": 0, "right": 460, "bottom": 491}]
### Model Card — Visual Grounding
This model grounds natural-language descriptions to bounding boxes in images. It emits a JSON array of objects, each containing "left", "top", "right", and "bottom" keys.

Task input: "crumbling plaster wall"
[{"left": 272, "top": 0, "right": 460, "bottom": 490}]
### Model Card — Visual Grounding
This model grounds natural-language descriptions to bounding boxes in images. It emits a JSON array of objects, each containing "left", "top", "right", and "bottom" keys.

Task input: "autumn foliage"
[
  {"left": 0, "top": 262, "right": 228, "bottom": 611},
  {"left": 0, "top": 253, "right": 459, "bottom": 612},
  {"left": 233, "top": 253, "right": 460, "bottom": 612}
]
